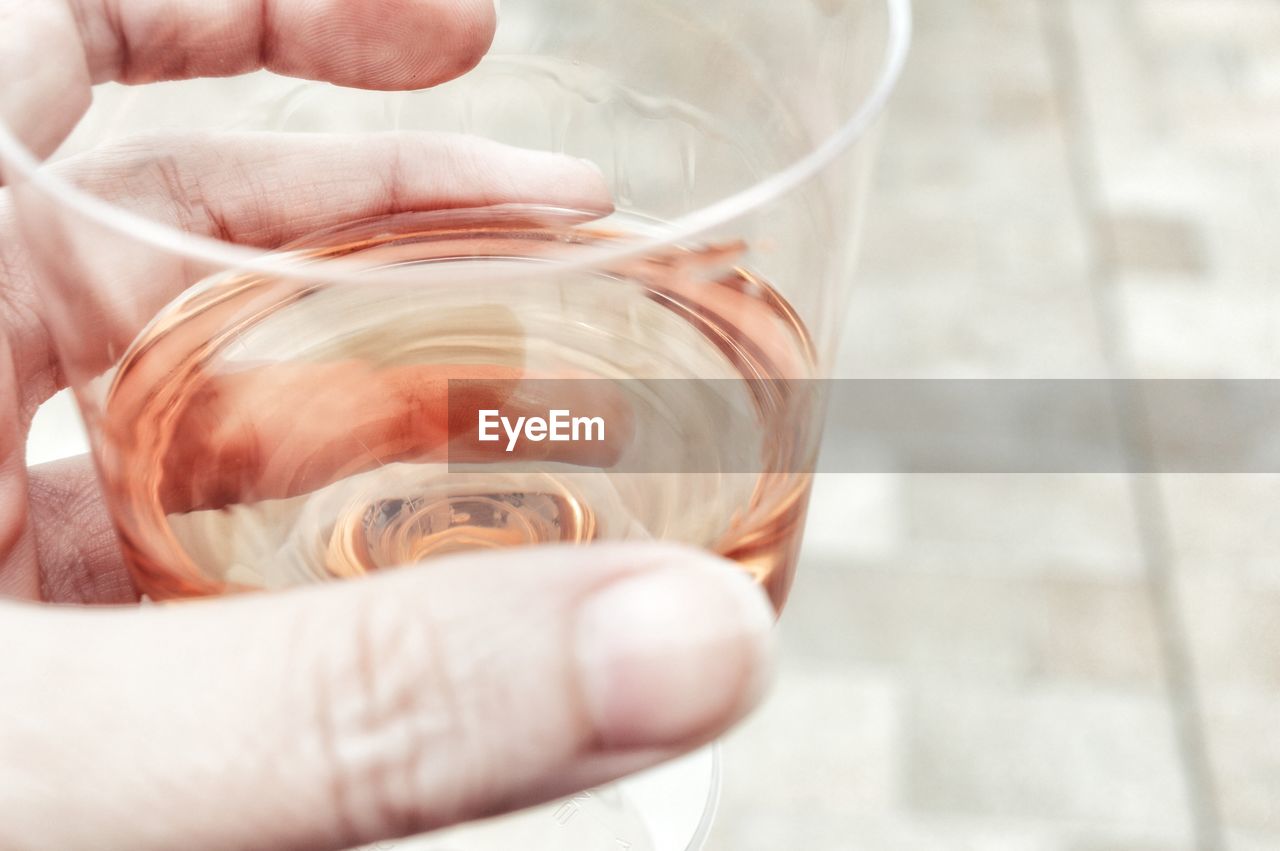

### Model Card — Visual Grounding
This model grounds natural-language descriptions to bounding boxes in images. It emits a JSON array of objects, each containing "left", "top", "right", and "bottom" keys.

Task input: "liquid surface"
[{"left": 102, "top": 208, "right": 817, "bottom": 608}]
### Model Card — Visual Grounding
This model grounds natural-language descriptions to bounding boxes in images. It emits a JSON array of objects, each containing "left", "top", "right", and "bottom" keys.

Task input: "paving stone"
[
  {"left": 1158, "top": 475, "right": 1280, "bottom": 574},
  {"left": 1196, "top": 690, "right": 1280, "bottom": 839},
  {"left": 1106, "top": 213, "right": 1208, "bottom": 278},
  {"left": 781, "top": 555, "right": 1165, "bottom": 688},
  {"left": 899, "top": 474, "right": 1144, "bottom": 578},
  {"left": 904, "top": 683, "right": 1192, "bottom": 835},
  {"left": 1176, "top": 571, "right": 1280, "bottom": 691},
  {"left": 708, "top": 666, "right": 903, "bottom": 851}
]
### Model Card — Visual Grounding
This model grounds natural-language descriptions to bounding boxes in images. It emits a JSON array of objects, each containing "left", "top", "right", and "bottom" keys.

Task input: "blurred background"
[
  {"left": 709, "top": 1, "right": 1280, "bottom": 849},
  {"left": 24, "top": 0, "right": 1280, "bottom": 848}
]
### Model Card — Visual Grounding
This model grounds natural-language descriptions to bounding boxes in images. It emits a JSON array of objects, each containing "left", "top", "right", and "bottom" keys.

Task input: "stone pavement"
[{"left": 708, "top": 2, "right": 1280, "bottom": 849}]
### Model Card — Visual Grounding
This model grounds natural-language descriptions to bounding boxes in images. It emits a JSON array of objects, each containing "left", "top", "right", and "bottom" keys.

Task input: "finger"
[
  {"left": 10, "top": 131, "right": 611, "bottom": 402},
  {"left": 0, "top": 339, "right": 41, "bottom": 601},
  {"left": 0, "top": 543, "right": 774, "bottom": 851},
  {"left": 26, "top": 455, "right": 134, "bottom": 604},
  {"left": 74, "top": 0, "right": 496, "bottom": 88},
  {"left": 0, "top": 1, "right": 91, "bottom": 157},
  {"left": 72, "top": 131, "right": 613, "bottom": 250},
  {"left": 0, "top": 0, "right": 497, "bottom": 155}
]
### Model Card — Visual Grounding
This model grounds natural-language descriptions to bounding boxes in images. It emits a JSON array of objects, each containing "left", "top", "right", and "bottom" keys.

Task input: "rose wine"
[{"left": 100, "top": 208, "right": 818, "bottom": 609}]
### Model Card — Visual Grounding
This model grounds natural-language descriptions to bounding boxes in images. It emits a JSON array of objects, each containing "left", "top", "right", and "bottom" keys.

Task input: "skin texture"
[{"left": 0, "top": 2, "right": 776, "bottom": 849}]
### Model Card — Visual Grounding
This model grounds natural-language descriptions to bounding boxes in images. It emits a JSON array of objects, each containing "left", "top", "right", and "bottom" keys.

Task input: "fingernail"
[
  {"left": 500, "top": 147, "right": 599, "bottom": 178},
  {"left": 477, "top": 140, "right": 614, "bottom": 214},
  {"left": 574, "top": 552, "right": 775, "bottom": 749},
  {"left": 575, "top": 156, "right": 607, "bottom": 179}
]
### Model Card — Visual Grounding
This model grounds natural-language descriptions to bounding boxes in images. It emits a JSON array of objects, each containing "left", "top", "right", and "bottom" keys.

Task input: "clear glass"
[{"left": 0, "top": 1, "right": 909, "bottom": 848}]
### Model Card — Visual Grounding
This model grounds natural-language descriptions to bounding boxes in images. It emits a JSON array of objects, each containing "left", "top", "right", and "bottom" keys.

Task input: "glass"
[{"left": 0, "top": 0, "right": 909, "bottom": 848}]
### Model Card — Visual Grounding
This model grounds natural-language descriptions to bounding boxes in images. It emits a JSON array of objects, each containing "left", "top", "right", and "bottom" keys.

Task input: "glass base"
[{"left": 376, "top": 744, "right": 720, "bottom": 851}]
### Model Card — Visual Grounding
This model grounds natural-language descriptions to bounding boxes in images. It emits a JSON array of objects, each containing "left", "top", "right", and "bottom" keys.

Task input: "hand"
[{"left": 0, "top": 2, "right": 776, "bottom": 849}]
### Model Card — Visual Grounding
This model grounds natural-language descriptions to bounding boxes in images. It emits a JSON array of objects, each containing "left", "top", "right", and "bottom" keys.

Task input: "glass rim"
[{"left": 0, "top": 0, "right": 912, "bottom": 286}]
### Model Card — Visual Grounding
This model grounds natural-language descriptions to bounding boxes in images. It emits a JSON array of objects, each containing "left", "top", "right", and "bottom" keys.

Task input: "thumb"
[{"left": 0, "top": 543, "right": 774, "bottom": 851}]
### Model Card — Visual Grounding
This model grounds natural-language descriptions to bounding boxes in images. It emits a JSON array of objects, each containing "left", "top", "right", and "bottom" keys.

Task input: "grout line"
[{"left": 1036, "top": 2, "right": 1227, "bottom": 849}]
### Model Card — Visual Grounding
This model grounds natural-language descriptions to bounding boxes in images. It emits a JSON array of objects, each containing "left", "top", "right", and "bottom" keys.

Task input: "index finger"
[{"left": 0, "top": 0, "right": 496, "bottom": 155}]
